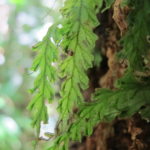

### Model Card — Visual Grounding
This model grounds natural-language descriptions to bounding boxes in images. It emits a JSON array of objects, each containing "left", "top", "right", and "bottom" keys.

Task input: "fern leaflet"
[
  {"left": 57, "top": 0, "right": 102, "bottom": 119},
  {"left": 48, "top": 72, "right": 150, "bottom": 150},
  {"left": 27, "top": 26, "right": 59, "bottom": 133},
  {"left": 121, "top": 0, "right": 150, "bottom": 71}
]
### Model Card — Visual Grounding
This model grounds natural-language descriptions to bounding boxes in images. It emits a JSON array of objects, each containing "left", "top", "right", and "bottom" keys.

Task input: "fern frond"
[
  {"left": 48, "top": 72, "right": 150, "bottom": 150},
  {"left": 27, "top": 25, "right": 59, "bottom": 133},
  {"left": 121, "top": 0, "right": 150, "bottom": 71},
  {"left": 57, "top": 0, "right": 102, "bottom": 119},
  {"left": 28, "top": 0, "right": 150, "bottom": 148},
  {"left": 102, "top": 0, "right": 115, "bottom": 12}
]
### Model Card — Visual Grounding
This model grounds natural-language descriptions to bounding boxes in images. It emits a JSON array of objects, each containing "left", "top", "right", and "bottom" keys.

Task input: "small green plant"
[{"left": 28, "top": 0, "right": 150, "bottom": 149}]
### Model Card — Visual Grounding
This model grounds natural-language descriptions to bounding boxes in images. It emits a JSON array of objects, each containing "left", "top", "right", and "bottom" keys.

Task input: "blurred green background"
[{"left": 0, "top": 0, "right": 61, "bottom": 149}]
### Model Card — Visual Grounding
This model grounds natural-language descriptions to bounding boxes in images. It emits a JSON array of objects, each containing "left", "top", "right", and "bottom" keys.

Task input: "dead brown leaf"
[{"left": 113, "top": 0, "right": 128, "bottom": 35}]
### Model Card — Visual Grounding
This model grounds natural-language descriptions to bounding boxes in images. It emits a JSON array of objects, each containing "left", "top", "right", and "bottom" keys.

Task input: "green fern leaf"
[
  {"left": 102, "top": 0, "right": 115, "bottom": 12},
  {"left": 48, "top": 72, "right": 150, "bottom": 150},
  {"left": 120, "top": 0, "right": 150, "bottom": 71},
  {"left": 27, "top": 25, "right": 59, "bottom": 133},
  {"left": 57, "top": 0, "right": 102, "bottom": 119}
]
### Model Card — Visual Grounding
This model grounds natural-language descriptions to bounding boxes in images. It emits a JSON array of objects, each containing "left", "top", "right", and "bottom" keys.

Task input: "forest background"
[{"left": 0, "top": 0, "right": 61, "bottom": 149}]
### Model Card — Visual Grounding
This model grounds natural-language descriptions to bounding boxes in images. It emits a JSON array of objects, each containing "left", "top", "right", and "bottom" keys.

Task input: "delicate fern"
[
  {"left": 28, "top": 0, "right": 150, "bottom": 149},
  {"left": 57, "top": 0, "right": 102, "bottom": 119},
  {"left": 28, "top": 0, "right": 117, "bottom": 134},
  {"left": 28, "top": 25, "right": 59, "bottom": 133},
  {"left": 48, "top": 72, "right": 150, "bottom": 150},
  {"left": 120, "top": 0, "right": 150, "bottom": 71}
]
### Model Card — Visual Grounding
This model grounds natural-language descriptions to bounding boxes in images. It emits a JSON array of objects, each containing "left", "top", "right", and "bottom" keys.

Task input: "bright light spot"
[
  {"left": 57, "top": 24, "right": 62, "bottom": 28},
  {"left": 12, "top": 73, "right": 23, "bottom": 87},
  {"left": 42, "top": 0, "right": 59, "bottom": 9},
  {"left": 29, "top": 70, "right": 39, "bottom": 77},
  {"left": 35, "top": 23, "right": 53, "bottom": 41},
  {"left": 0, "top": 0, "right": 7, "bottom": 5},
  {"left": 51, "top": 62, "right": 57, "bottom": 67},
  {"left": 19, "top": 33, "right": 34, "bottom": 45},
  {"left": 3, "top": 117, "right": 19, "bottom": 134},
  {"left": 17, "top": 12, "right": 36, "bottom": 26},
  {"left": 50, "top": 37, "right": 55, "bottom": 44},
  {"left": 0, "top": 4, "right": 9, "bottom": 35},
  {"left": 0, "top": 54, "right": 5, "bottom": 65},
  {"left": 39, "top": 117, "right": 57, "bottom": 140}
]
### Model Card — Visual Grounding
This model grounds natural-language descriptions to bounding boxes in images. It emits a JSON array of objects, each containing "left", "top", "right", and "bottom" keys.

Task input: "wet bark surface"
[
  {"left": 70, "top": 115, "right": 150, "bottom": 150},
  {"left": 70, "top": 4, "right": 150, "bottom": 150}
]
